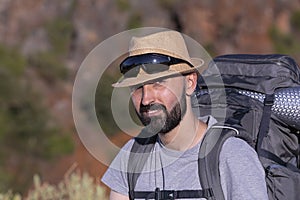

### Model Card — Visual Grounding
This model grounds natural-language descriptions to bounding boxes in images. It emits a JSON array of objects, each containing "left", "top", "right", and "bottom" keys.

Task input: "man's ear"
[{"left": 185, "top": 72, "right": 198, "bottom": 96}]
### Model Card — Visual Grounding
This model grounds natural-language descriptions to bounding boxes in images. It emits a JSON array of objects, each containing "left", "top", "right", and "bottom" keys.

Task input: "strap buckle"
[{"left": 155, "top": 188, "right": 176, "bottom": 200}]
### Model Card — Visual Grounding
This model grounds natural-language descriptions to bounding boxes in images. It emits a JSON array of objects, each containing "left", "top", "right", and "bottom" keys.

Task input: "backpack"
[
  {"left": 127, "top": 54, "right": 300, "bottom": 200},
  {"left": 196, "top": 54, "right": 300, "bottom": 200}
]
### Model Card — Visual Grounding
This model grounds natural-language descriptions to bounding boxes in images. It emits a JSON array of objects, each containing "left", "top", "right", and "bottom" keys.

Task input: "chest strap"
[{"left": 129, "top": 188, "right": 213, "bottom": 199}]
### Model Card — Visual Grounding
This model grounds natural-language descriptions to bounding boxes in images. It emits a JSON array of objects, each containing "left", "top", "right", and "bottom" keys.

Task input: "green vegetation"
[
  {"left": 28, "top": 52, "right": 68, "bottom": 82},
  {"left": 127, "top": 12, "right": 142, "bottom": 29},
  {"left": 45, "top": 17, "right": 74, "bottom": 56},
  {"left": 269, "top": 26, "right": 296, "bottom": 54},
  {"left": 0, "top": 2, "right": 86, "bottom": 196},
  {"left": 269, "top": 10, "right": 300, "bottom": 59},
  {"left": 0, "top": 190, "right": 21, "bottom": 200},
  {"left": 157, "top": 0, "right": 177, "bottom": 11},
  {"left": 95, "top": 65, "right": 140, "bottom": 137},
  {"left": 116, "top": 0, "right": 131, "bottom": 11},
  {"left": 95, "top": 70, "right": 120, "bottom": 136},
  {"left": 0, "top": 43, "right": 74, "bottom": 193},
  {"left": 291, "top": 10, "right": 300, "bottom": 32},
  {"left": 4, "top": 92, "right": 73, "bottom": 159},
  {"left": 28, "top": 16, "right": 74, "bottom": 83},
  {"left": 0, "top": 170, "right": 107, "bottom": 200},
  {"left": 204, "top": 43, "right": 217, "bottom": 58},
  {"left": 0, "top": 45, "right": 26, "bottom": 76}
]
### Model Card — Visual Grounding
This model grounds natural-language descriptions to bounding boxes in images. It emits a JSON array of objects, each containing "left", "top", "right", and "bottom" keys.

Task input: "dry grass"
[{"left": 0, "top": 165, "right": 108, "bottom": 200}]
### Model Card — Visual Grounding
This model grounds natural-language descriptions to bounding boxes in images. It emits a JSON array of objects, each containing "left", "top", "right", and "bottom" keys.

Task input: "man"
[{"left": 102, "top": 30, "right": 268, "bottom": 200}]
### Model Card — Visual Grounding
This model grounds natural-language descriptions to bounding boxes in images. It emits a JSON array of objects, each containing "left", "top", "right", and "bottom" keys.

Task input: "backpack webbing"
[
  {"left": 127, "top": 125, "right": 238, "bottom": 200},
  {"left": 128, "top": 133, "right": 157, "bottom": 200},
  {"left": 131, "top": 188, "right": 213, "bottom": 200},
  {"left": 198, "top": 126, "right": 239, "bottom": 200}
]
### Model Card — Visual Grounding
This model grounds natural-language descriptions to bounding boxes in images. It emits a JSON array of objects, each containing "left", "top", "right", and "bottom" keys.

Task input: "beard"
[{"left": 137, "top": 90, "right": 187, "bottom": 135}]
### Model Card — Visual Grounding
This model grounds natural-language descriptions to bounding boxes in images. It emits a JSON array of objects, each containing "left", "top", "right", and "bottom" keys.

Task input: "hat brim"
[{"left": 112, "top": 58, "right": 205, "bottom": 88}]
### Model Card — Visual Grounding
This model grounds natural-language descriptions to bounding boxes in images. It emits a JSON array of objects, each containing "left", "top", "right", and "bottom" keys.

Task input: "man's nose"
[{"left": 141, "top": 84, "right": 155, "bottom": 105}]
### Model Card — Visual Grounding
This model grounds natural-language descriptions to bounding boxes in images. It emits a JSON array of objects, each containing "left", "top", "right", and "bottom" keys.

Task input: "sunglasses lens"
[
  {"left": 120, "top": 54, "right": 171, "bottom": 74},
  {"left": 145, "top": 64, "right": 170, "bottom": 73},
  {"left": 120, "top": 53, "right": 193, "bottom": 77},
  {"left": 124, "top": 64, "right": 170, "bottom": 78}
]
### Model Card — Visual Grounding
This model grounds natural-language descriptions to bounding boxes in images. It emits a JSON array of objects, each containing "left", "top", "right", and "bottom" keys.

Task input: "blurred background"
[{"left": 1, "top": 0, "right": 300, "bottom": 198}]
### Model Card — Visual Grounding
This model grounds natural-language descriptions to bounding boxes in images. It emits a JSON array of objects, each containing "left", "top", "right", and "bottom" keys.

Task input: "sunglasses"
[{"left": 120, "top": 53, "right": 194, "bottom": 78}]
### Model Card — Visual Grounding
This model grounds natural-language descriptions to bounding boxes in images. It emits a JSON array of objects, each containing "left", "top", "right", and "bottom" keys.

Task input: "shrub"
[
  {"left": 269, "top": 26, "right": 300, "bottom": 55},
  {"left": 116, "top": 0, "right": 130, "bottom": 11},
  {"left": 127, "top": 12, "right": 142, "bottom": 29},
  {"left": 0, "top": 169, "right": 108, "bottom": 200},
  {"left": 291, "top": 10, "right": 300, "bottom": 32},
  {"left": 0, "top": 43, "right": 74, "bottom": 193},
  {"left": 0, "top": 45, "right": 26, "bottom": 77},
  {"left": 26, "top": 170, "right": 107, "bottom": 200},
  {"left": 45, "top": 17, "right": 74, "bottom": 56},
  {"left": 27, "top": 16, "right": 74, "bottom": 83},
  {"left": 0, "top": 190, "right": 21, "bottom": 200},
  {"left": 28, "top": 52, "right": 69, "bottom": 83}
]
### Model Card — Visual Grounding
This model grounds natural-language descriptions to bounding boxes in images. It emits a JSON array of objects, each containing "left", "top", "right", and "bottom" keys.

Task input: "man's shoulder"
[
  {"left": 222, "top": 136, "right": 251, "bottom": 149},
  {"left": 220, "top": 136, "right": 258, "bottom": 162}
]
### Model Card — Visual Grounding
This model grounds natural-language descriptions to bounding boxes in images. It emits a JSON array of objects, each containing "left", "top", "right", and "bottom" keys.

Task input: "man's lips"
[
  {"left": 142, "top": 109, "right": 163, "bottom": 117},
  {"left": 140, "top": 104, "right": 165, "bottom": 117}
]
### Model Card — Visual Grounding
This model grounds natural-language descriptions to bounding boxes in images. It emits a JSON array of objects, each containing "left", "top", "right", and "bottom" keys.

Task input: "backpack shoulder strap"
[
  {"left": 198, "top": 125, "right": 239, "bottom": 200},
  {"left": 127, "top": 130, "right": 158, "bottom": 200}
]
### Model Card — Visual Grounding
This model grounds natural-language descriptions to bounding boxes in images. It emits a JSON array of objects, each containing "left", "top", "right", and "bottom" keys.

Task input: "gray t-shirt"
[{"left": 102, "top": 116, "right": 268, "bottom": 200}]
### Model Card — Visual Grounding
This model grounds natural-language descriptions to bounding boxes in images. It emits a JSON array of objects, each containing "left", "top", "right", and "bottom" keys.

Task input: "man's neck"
[{"left": 158, "top": 110, "right": 207, "bottom": 151}]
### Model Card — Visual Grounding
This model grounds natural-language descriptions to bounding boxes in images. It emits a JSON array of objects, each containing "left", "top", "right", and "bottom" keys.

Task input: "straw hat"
[{"left": 112, "top": 30, "right": 205, "bottom": 87}]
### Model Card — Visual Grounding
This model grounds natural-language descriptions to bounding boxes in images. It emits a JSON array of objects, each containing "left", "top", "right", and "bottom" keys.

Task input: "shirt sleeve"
[
  {"left": 219, "top": 137, "right": 269, "bottom": 200},
  {"left": 101, "top": 139, "right": 134, "bottom": 196}
]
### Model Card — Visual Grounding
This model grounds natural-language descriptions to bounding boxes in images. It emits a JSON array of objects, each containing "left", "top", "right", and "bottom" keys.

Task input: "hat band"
[{"left": 120, "top": 53, "right": 194, "bottom": 78}]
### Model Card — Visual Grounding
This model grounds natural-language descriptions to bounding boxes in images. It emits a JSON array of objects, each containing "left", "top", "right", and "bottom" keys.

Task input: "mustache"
[{"left": 139, "top": 103, "right": 166, "bottom": 113}]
